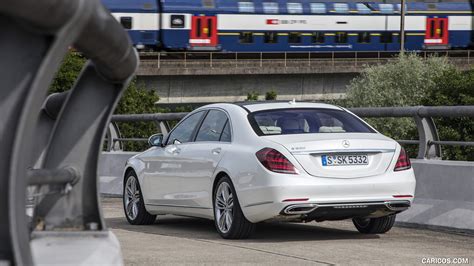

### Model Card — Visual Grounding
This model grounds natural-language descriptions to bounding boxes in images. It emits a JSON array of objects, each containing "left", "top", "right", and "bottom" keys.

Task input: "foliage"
[
  {"left": 50, "top": 52, "right": 160, "bottom": 151},
  {"left": 421, "top": 68, "right": 474, "bottom": 160},
  {"left": 114, "top": 80, "right": 160, "bottom": 151},
  {"left": 49, "top": 52, "right": 86, "bottom": 94},
  {"left": 339, "top": 54, "right": 474, "bottom": 160},
  {"left": 265, "top": 90, "right": 278, "bottom": 101},
  {"left": 246, "top": 91, "right": 260, "bottom": 101}
]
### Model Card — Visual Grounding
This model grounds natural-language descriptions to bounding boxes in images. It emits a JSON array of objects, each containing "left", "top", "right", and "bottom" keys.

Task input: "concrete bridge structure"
[{"left": 137, "top": 51, "right": 473, "bottom": 105}]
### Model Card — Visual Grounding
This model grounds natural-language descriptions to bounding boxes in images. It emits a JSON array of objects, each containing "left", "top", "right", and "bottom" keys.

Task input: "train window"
[
  {"left": 288, "top": 32, "right": 302, "bottom": 43},
  {"left": 379, "top": 4, "right": 394, "bottom": 14},
  {"left": 439, "top": 20, "right": 444, "bottom": 38},
  {"left": 171, "top": 15, "right": 185, "bottom": 28},
  {"left": 207, "top": 18, "right": 213, "bottom": 37},
  {"left": 333, "top": 3, "right": 349, "bottom": 13},
  {"left": 240, "top": 32, "right": 253, "bottom": 43},
  {"left": 264, "top": 32, "right": 278, "bottom": 43},
  {"left": 312, "top": 32, "right": 325, "bottom": 43},
  {"left": 427, "top": 3, "right": 437, "bottom": 10},
  {"left": 358, "top": 32, "right": 371, "bottom": 43},
  {"left": 238, "top": 2, "right": 255, "bottom": 13},
  {"left": 263, "top": 2, "right": 279, "bottom": 13},
  {"left": 202, "top": 0, "right": 215, "bottom": 8},
  {"left": 287, "top": 3, "right": 303, "bottom": 14},
  {"left": 120, "top": 17, "right": 132, "bottom": 29},
  {"left": 381, "top": 32, "right": 393, "bottom": 43},
  {"left": 356, "top": 3, "right": 371, "bottom": 14},
  {"left": 196, "top": 19, "right": 202, "bottom": 37},
  {"left": 310, "top": 3, "right": 326, "bottom": 14},
  {"left": 335, "top": 32, "right": 348, "bottom": 43},
  {"left": 430, "top": 20, "right": 435, "bottom": 37},
  {"left": 396, "top": 4, "right": 408, "bottom": 12}
]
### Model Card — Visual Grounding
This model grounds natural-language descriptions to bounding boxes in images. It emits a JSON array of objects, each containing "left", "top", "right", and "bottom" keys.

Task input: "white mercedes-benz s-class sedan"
[{"left": 123, "top": 101, "right": 416, "bottom": 239}]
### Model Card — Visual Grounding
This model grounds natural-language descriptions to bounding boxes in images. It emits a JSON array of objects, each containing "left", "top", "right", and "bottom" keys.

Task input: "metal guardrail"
[
  {"left": 0, "top": 0, "right": 136, "bottom": 264},
  {"left": 108, "top": 106, "right": 474, "bottom": 160},
  {"left": 350, "top": 106, "right": 474, "bottom": 159},
  {"left": 139, "top": 50, "right": 473, "bottom": 70}
]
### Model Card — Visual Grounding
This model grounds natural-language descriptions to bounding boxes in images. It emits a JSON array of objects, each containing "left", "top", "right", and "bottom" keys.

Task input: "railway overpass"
[{"left": 137, "top": 51, "right": 473, "bottom": 105}]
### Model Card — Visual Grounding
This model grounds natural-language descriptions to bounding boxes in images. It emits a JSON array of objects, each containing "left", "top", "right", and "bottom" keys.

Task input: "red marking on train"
[{"left": 266, "top": 19, "right": 279, "bottom": 25}]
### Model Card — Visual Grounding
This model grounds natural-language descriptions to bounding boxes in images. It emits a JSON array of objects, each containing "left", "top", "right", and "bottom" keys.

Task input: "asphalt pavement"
[{"left": 102, "top": 197, "right": 473, "bottom": 265}]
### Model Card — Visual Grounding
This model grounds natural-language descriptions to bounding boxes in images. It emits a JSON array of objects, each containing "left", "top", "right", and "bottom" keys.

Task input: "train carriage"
[{"left": 102, "top": 0, "right": 473, "bottom": 52}]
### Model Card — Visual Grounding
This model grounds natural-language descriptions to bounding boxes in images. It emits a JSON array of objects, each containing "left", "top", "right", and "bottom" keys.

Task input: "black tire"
[
  {"left": 123, "top": 170, "right": 156, "bottom": 225},
  {"left": 213, "top": 176, "right": 256, "bottom": 239},
  {"left": 353, "top": 214, "right": 396, "bottom": 234}
]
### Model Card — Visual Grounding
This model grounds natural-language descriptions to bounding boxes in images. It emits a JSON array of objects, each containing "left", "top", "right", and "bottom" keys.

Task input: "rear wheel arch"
[
  {"left": 212, "top": 171, "right": 231, "bottom": 198},
  {"left": 124, "top": 167, "right": 136, "bottom": 182}
]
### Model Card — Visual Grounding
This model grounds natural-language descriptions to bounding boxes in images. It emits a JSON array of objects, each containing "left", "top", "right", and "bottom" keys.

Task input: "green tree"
[
  {"left": 246, "top": 91, "right": 260, "bottom": 101},
  {"left": 49, "top": 52, "right": 86, "bottom": 94},
  {"left": 50, "top": 52, "right": 160, "bottom": 151},
  {"left": 265, "top": 90, "right": 278, "bottom": 101},
  {"left": 421, "top": 68, "right": 474, "bottom": 160},
  {"left": 114, "top": 80, "right": 160, "bottom": 151},
  {"left": 340, "top": 54, "right": 474, "bottom": 160}
]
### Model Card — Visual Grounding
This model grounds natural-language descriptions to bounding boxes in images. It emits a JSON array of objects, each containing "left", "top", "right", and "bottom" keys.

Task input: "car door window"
[
  {"left": 220, "top": 121, "right": 231, "bottom": 142},
  {"left": 166, "top": 111, "right": 205, "bottom": 145},
  {"left": 195, "top": 110, "right": 228, "bottom": 142}
]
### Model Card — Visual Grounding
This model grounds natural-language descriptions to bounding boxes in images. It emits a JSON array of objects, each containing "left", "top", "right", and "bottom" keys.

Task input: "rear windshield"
[{"left": 249, "top": 108, "right": 375, "bottom": 136}]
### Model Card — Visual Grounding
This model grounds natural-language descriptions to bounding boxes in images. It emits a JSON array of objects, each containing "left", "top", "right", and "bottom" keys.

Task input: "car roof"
[{"left": 232, "top": 101, "right": 343, "bottom": 113}]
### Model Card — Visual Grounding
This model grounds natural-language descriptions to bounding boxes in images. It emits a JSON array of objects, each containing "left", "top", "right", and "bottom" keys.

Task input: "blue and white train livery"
[{"left": 102, "top": 0, "right": 473, "bottom": 52}]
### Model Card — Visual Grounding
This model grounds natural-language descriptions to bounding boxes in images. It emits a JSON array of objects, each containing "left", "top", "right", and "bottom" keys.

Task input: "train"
[{"left": 102, "top": 0, "right": 473, "bottom": 52}]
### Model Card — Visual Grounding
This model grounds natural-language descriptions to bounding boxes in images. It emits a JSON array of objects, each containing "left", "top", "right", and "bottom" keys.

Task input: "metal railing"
[
  {"left": 0, "top": 0, "right": 136, "bottom": 264},
  {"left": 139, "top": 50, "right": 473, "bottom": 70},
  {"left": 107, "top": 105, "right": 474, "bottom": 160}
]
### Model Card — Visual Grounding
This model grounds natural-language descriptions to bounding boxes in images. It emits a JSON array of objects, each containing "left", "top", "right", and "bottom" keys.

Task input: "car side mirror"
[{"left": 148, "top": 133, "right": 164, "bottom": 147}]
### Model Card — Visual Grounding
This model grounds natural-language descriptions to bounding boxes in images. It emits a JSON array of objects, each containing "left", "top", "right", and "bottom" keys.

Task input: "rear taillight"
[
  {"left": 256, "top": 148, "right": 297, "bottom": 174},
  {"left": 394, "top": 147, "right": 411, "bottom": 171}
]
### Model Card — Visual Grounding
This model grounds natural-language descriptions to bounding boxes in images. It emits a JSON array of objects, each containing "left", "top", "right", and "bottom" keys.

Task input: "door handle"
[
  {"left": 212, "top": 148, "right": 221, "bottom": 155},
  {"left": 167, "top": 146, "right": 181, "bottom": 154},
  {"left": 173, "top": 147, "right": 181, "bottom": 155}
]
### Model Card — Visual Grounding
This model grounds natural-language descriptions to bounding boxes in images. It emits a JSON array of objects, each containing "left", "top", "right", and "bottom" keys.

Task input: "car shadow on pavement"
[{"left": 106, "top": 215, "right": 379, "bottom": 243}]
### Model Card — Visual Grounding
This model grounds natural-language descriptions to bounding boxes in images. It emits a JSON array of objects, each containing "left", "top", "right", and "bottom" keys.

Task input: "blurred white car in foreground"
[{"left": 123, "top": 102, "right": 416, "bottom": 239}]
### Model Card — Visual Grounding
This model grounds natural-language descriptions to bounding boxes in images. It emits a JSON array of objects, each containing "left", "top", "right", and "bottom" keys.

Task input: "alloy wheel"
[
  {"left": 124, "top": 175, "right": 140, "bottom": 220},
  {"left": 215, "top": 182, "right": 234, "bottom": 233}
]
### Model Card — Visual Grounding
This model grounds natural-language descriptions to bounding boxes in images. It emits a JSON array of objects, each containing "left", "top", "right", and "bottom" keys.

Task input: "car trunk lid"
[{"left": 265, "top": 133, "right": 397, "bottom": 178}]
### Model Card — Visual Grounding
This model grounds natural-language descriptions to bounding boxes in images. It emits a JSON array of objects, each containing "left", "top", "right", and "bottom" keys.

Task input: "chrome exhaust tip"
[
  {"left": 384, "top": 201, "right": 411, "bottom": 211},
  {"left": 283, "top": 204, "right": 318, "bottom": 215}
]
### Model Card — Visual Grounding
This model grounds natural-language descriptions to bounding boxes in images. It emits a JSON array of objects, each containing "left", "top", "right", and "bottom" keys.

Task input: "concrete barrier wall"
[
  {"left": 396, "top": 159, "right": 474, "bottom": 232},
  {"left": 98, "top": 152, "right": 136, "bottom": 195},
  {"left": 99, "top": 152, "right": 474, "bottom": 232}
]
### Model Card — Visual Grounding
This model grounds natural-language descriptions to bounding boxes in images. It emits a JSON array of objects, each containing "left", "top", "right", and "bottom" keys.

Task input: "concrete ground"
[{"left": 102, "top": 198, "right": 473, "bottom": 265}]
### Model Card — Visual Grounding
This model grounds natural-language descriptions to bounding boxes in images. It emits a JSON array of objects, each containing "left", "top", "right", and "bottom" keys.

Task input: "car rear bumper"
[{"left": 236, "top": 168, "right": 416, "bottom": 223}]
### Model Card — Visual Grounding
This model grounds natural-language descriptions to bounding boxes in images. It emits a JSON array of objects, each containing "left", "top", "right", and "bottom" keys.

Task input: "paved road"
[{"left": 102, "top": 198, "right": 473, "bottom": 265}]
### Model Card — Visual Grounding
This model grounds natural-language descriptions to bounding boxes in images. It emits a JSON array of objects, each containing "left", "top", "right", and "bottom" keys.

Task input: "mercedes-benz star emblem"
[{"left": 342, "top": 140, "right": 350, "bottom": 148}]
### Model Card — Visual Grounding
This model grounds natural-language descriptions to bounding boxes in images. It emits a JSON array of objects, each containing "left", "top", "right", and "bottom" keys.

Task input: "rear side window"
[
  {"left": 196, "top": 110, "right": 228, "bottom": 142},
  {"left": 166, "top": 111, "right": 205, "bottom": 145},
  {"left": 249, "top": 108, "right": 374, "bottom": 136},
  {"left": 220, "top": 121, "right": 232, "bottom": 142}
]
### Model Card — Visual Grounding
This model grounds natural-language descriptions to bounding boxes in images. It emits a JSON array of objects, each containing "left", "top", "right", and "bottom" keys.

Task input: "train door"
[
  {"left": 189, "top": 16, "right": 218, "bottom": 49},
  {"left": 424, "top": 17, "right": 449, "bottom": 49}
]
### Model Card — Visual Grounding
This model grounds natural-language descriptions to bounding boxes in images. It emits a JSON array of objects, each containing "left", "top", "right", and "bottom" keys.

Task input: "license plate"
[{"left": 321, "top": 154, "right": 369, "bottom": 166}]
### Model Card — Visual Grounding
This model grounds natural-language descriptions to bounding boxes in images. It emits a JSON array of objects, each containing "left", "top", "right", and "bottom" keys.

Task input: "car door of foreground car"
[
  {"left": 174, "top": 109, "right": 231, "bottom": 210},
  {"left": 141, "top": 111, "right": 206, "bottom": 207}
]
